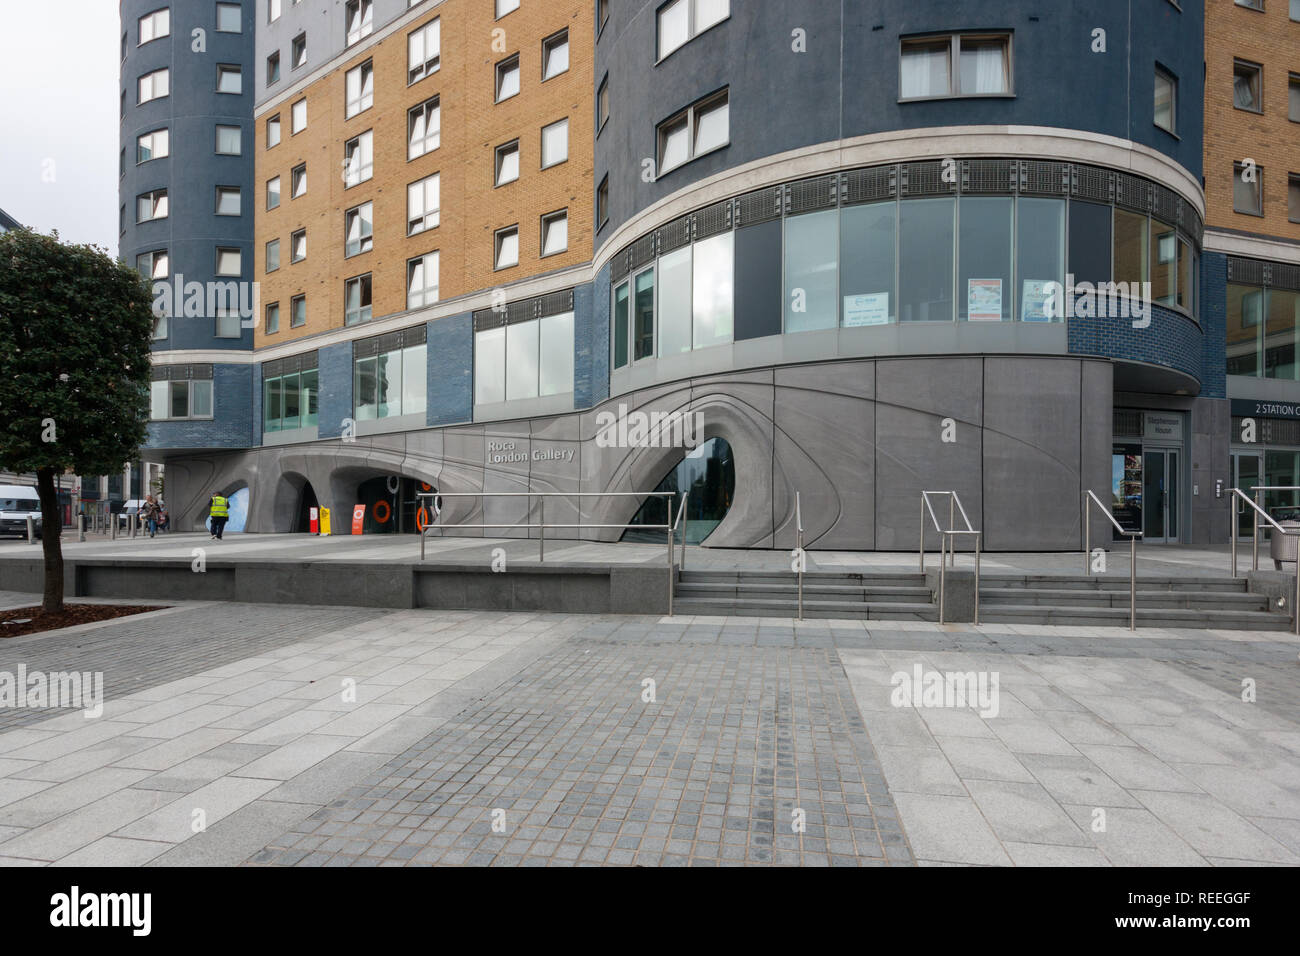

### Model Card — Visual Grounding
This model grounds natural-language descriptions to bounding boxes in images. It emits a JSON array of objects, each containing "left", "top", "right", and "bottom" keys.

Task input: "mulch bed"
[{"left": 0, "top": 604, "right": 168, "bottom": 638}]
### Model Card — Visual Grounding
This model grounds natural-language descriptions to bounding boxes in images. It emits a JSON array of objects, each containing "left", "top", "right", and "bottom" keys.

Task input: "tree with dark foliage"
[{"left": 0, "top": 229, "right": 154, "bottom": 611}]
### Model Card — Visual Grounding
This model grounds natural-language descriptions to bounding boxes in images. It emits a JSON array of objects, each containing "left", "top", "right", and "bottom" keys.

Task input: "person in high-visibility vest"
[{"left": 208, "top": 492, "right": 230, "bottom": 540}]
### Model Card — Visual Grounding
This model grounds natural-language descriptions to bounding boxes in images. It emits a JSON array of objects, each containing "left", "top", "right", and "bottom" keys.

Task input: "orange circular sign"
[{"left": 372, "top": 500, "right": 391, "bottom": 524}]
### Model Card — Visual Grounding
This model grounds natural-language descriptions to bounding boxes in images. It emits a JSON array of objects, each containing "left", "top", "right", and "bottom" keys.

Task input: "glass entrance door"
[
  {"left": 1232, "top": 452, "right": 1263, "bottom": 539},
  {"left": 1142, "top": 449, "right": 1179, "bottom": 543}
]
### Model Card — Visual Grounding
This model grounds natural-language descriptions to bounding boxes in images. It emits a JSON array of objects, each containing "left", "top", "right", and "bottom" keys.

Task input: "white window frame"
[
  {"left": 494, "top": 224, "right": 519, "bottom": 270},
  {"left": 656, "top": 0, "right": 729, "bottom": 61},
  {"left": 496, "top": 0, "right": 519, "bottom": 18},
  {"left": 495, "top": 140, "right": 520, "bottom": 186},
  {"left": 137, "top": 189, "right": 168, "bottom": 223},
  {"left": 216, "top": 2, "right": 242, "bottom": 33},
  {"left": 215, "top": 124, "right": 242, "bottom": 155},
  {"left": 346, "top": 0, "right": 374, "bottom": 46},
  {"left": 408, "top": 96, "right": 441, "bottom": 160},
  {"left": 657, "top": 89, "right": 728, "bottom": 175},
  {"left": 540, "top": 209, "right": 568, "bottom": 258},
  {"left": 267, "top": 114, "right": 281, "bottom": 148},
  {"left": 542, "top": 29, "right": 569, "bottom": 81},
  {"left": 541, "top": 118, "right": 569, "bottom": 169},
  {"left": 496, "top": 54, "right": 520, "bottom": 102},
  {"left": 344, "top": 130, "right": 373, "bottom": 187},
  {"left": 215, "top": 247, "right": 242, "bottom": 277},
  {"left": 291, "top": 98, "right": 307, "bottom": 134},
  {"left": 407, "top": 251, "right": 440, "bottom": 309},
  {"left": 290, "top": 294, "right": 306, "bottom": 327},
  {"left": 346, "top": 60, "right": 374, "bottom": 118},
  {"left": 345, "top": 201, "right": 374, "bottom": 257},
  {"left": 291, "top": 163, "right": 307, "bottom": 198},
  {"left": 216, "top": 64, "right": 242, "bottom": 95},
  {"left": 345, "top": 274, "right": 373, "bottom": 325},
  {"left": 138, "top": 68, "right": 170, "bottom": 104},
  {"left": 291, "top": 229, "right": 307, "bottom": 262},
  {"left": 267, "top": 175, "right": 281, "bottom": 209},
  {"left": 137, "top": 128, "right": 170, "bottom": 163},
  {"left": 215, "top": 186, "right": 242, "bottom": 216},
  {"left": 138, "top": 8, "right": 170, "bottom": 45},
  {"left": 407, "top": 173, "right": 440, "bottom": 235},
  {"left": 408, "top": 18, "right": 441, "bottom": 84},
  {"left": 291, "top": 32, "right": 307, "bottom": 69},
  {"left": 899, "top": 32, "right": 1013, "bottom": 101}
]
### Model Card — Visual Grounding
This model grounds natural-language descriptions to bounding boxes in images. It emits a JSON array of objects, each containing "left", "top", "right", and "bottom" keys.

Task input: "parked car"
[{"left": 0, "top": 486, "right": 43, "bottom": 539}]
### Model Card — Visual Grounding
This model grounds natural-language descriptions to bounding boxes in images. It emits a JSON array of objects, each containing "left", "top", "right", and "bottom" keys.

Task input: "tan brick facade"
[
  {"left": 1203, "top": 1, "right": 1300, "bottom": 241},
  {"left": 255, "top": 0, "right": 593, "bottom": 346}
]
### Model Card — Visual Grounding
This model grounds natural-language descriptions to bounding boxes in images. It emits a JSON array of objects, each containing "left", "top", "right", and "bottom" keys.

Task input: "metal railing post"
[
  {"left": 948, "top": 496, "right": 955, "bottom": 567},
  {"left": 796, "top": 491, "right": 804, "bottom": 623},
  {"left": 1084, "top": 493, "right": 1091, "bottom": 575},
  {"left": 679, "top": 491, "right": 687, "bottom": 569},
  {"left": 539, "top": 495, "right": 545, "bottom": 562},
  {"left": 78, "top": 514, "right": 85, "bottom": 543},
  {"left": 667, "top": 495, "right": 675, "bottom": 616},
  {"left": 974, "top": 533, "right": 981, "bottom": 626},
  {"left": 1253, "top": 487, "right": 1261, "bottom": 572},
  {"left": 1129, "top": 531, "right": 1137, "bottom": 631},
  {"left": 939, "top": 532, "right": 947, "bottom": 624},
  {"left": 1230, "top": 493, "right": 1237, "bottom": 578},
  {"left": 919, "top": 495, "right": 926, "bottom": 573}
]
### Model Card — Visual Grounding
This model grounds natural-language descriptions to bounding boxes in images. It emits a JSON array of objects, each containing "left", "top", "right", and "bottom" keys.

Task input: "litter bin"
[{"left": 1270, "top": 515, "right": 1300, "bottom": 570}]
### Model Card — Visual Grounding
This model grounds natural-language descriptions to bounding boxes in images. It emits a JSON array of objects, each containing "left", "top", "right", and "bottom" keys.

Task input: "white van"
[{"left": 0, "top": 486, "right": 43, "bottom": 539}]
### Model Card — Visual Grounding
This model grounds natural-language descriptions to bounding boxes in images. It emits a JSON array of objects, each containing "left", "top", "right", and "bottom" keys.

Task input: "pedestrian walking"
[
  {"left": 208, "top": 492, "right": 230, "bottom": 540},
  {"left": 142, "top": 495, "right": 161, "bottom": 538}
]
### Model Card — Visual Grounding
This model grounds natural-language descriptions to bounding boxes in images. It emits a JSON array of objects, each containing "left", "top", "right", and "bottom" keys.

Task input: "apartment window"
[
  {"left": 495, "top": 140, "right": 520, "bottom": 186},
  {"left": 267, "top": 175, "right": 281, "bottom": 209},
  {"left": 346, "top": 0, "right": 373, "bottom": 45},
  {"left": 900, "top": 33, "right": 1011, "bottom": 99},
  {"left": 1234, "top": 59, "right": 1262, "bottom": 112},
  {"left": 290, "top": 294, "right": 306, "bottom": 327},
  {"left": 138, "top": 8, "right": 170, "bottom": 44},
  {"left": 266, "top": 238, "right": 281, "bottom": 272},
  {"left": 597, "top": 175, "right": 609, "bottom": 228},
  {"left": 408, "top": 18, "right": 440, "bottom": 83},
  {"left": 598, "top": 76, "right": 609, "bottom": 129},
  {"left": 216, "top": 186, "right": 242, "bottom": 216},
  {"left": 1236, "top": 0, "right": 1264, "bottom": 9},
  {"left": 291, "top": 33, "right": 307, "bottom": 69},
  {"left": 345, "top": 202, "right": 374, "bottom": 256},
  {"left": 541, "top": 118, "right": 569, "bottom": 168},
  {"left": 291, "top": 98, "right": 307, "bottom": 133},
  {"left": 269, "top": 0, "right": 281, "bottom": 22},
  {"left": 407, "top": 251, "right": 439, "bottom": 309},
  {"left": 215, "top": 309, "right": 242, "bottom": 338},
  {"left": 345, "top": 274, "right": 373, "bottom": 325},
  {"left": 354, "top": 338, "right": 426, "bottom": 420},
  {"left": 657, "top": 0, "right": 729, "bottom": 60},
  {"left": 137, "top": 189, "right": 169, "bottom": 223},
  {"left": 266, "top": 301, "right": 280, "bottom": 334},
  {"left": 137, "top": 250, "right": 169, "bottom": 280},
  {"left": 496, "top": 54, "right": 520, "bottom": 102},
  {"left": 267, "top": 51, "right": 281, "bottom": 85},
  {"left": 541, "top": 209, "right": 568, "bottom": 257},
  {"left": 138, "top": 68, "right": 169, "bottom": 103},
  {"left": 657, "top": 89, "right": 728, "bottom": 174},
  {"left": 267, "top": 114, "right": 281, "bottom": 147},
  {"left": 1290, "top": 74, "right": 1300, "bottom": 122},
  {"left": 344, "top": 130, "right": 373, "bottom": 187},
  {"left": 496, "top": 0, "right": 519, "bottom": 17},
  {"left": 291, "top": 163, "right": 306, "bottom": 198},
  {"left": 216, "top": 3, "right": 241, "bottom": 32},
  {"left": 217, "top": 64, "right": 242, "bottom": 94},
  {"left": 495, "top": 225, "right": 519, "bottom": 269},
  {"left": 216, "top": 125, "right": 242, "bottom": 155},
  {"left": 408, "top": 97, "right": 440, "bottom": 159},
  {"left": 1154, "top": 67, "right": 1176, "bottom": 134},
  {"left": 543, "top": 29, "right": 569, "bottom": 80},
  {"left": 216, "top": 247, "right": 242, "bottom": 276},
  {"left": 407, "top": 173, "right": 440, "bottom": 235},
  {"left": 1234, "top": 162, "right": 1263, "bottom": 215},
  {"left": 151, "top": 379, "right": 213, "bottom": 420},
  {"left": 136, "top": 129, "right": 169, "bottom": 163},
  {"left": 122, "top": 31, "right": 128, "bottom": 61},
  {"left": 1290, "top": 174, "right": 1300, "bottom": 223},
  {"left": 1293, "top": 0, "right": 1300, "bottom": 19},
  {"left": 291, "top": 229, "right": 306, "bottom": 262},
  {"left": 346, "top": 60, "right": 374, "bottom": 117},
  {"left": 120, "top": 204, "right": 126, "bottom": 234}
]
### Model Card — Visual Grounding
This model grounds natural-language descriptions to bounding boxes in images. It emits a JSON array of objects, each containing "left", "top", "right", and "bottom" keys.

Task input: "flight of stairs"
[
  {"left": 672, "top": 569, "right": 937, "bottom": 620},
  {"left": 671, "top": 568, "right": 1292, "bottom": 630},
  {"left": 977, "top": 573, "right": 1292, "bottom": 631}
]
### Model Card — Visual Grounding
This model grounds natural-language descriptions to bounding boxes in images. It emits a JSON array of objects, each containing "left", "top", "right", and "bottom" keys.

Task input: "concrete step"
[
  {"left": 980, "top": 574, "right": 1246, "bottom": 593},
  {"left": 678, "top": 570, "right": 927, "bottom": 587},
  {"left": 676, "top": 582, "right": 932, "bottom": 603},
  {"left": 977, "top": 605, "right": 1293, "bottom": 630},
  {"left": 979, "top": 587, "right": 1269, "bottom": 611},
  {"left": 671, "top": 597, "right": 938, "bottom": 621}
]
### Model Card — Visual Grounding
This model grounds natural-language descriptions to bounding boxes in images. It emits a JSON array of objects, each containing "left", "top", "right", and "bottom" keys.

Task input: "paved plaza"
[{"left": 0, "top": 569, "right": 1297, "bottom": 866}]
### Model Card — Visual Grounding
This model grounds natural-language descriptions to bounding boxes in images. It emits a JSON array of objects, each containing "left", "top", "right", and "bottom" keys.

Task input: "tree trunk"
[{"left": 37, "top": 466, "right": 64, "bottom": 613}]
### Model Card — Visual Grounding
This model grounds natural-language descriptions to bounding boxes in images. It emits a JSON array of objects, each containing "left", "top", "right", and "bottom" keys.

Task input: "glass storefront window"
[
  {"left": 622, "top": 436, "right": 736, "bottom": 544},
  {"left": 1151, "top": 222, "right": 1177, "bottom": 307},
  {"left": 634, "top": 268, "right": 655, "bottom": 360},
  {"left": 475, "top": 326, "right": 506, "bottom": 404},
  {"left": 264, "top": 370, "right": 316, "bottom": 432},
  {"left": 506, "top": 319, "right": 539, "bottom": 401},
  {"left": 376, "top": 351, "right": 399, "bottom": 417},
  {"left": 613, "top": 281, "right": 629, "bottom": 369},
  {"left": 899, "top": 197, "right": 954, "bottom": 322},
  {"left": 840, "top": 200, "right": 895, "bottom": 327},
  {"left": 1017, "top": 197, "right": 1065, "bottom": 322},
  {"left": 1265, "top": 288, "right": 1299, "bottom": 381},
  {"left": 355, "top": 356, "right": 378, "bottom": 420},
  {"left": 1226, "top": 283, "right": 1263, "bottom": 377},
  {"left": 403, "top": 344, "right": 427, "bottom": 415},
  {"left": 657, "top": 245, "right": 693, "bottom": 357},
  {"left": 539, "top": 311, "right": 575, "bottom": 396},
  {"left": 958, "top": 196, "right": 1012, "bottom": 322},
  {"left": 692, "top": 232, "right": 733, "bottom": 348},
  {"left": 784, "top": 208, "right": 839, "bottom": 332},
  {"left": 265, "top": 377, "right": 283, "bottom": 431},
  {"left": 1265, "top": 450, "right": 1300, "bottom": 517},
  {"left": 281, "top": 373, "right": 300, "bottom": 430},
  {"left": 301, "top": 370, "right": 319, "bottom": 427}
]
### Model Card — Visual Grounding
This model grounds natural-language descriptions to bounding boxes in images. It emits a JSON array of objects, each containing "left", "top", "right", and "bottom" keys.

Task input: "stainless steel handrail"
[
  {"left": 1229, "top": 488, "right": 1300, "bottom": 636},
  {"left": 1232, "top": 485, "right": 1300, "bottom": 575},
  {"left": 918, "top": 491, "right": 981, "bottom": 625},
  {"left": 416, "top": 490, "right": 681, "bottom": 613},
  {"left": 676, "top": 490, "right": 688, "bottom": 570},
  {"left": 1082, "top": 490, "right": 1141, "bottom": 631},
  {"left": 795, "top": 491, "right": 804, "bottom": 621}
]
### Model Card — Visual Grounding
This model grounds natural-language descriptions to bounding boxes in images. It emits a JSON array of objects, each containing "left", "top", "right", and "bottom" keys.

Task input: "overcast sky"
[{"left": 0, "top": 0, "right": 119, "bottom": 251}]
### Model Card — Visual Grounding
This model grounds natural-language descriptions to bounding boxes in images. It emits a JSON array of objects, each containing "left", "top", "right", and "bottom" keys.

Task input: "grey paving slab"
[{"left": 891, "top": 792, "right": 1011, "bottom": 866}]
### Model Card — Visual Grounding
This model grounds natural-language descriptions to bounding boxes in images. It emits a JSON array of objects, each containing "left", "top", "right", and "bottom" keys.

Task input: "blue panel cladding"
[
  {"left": 145, "top": 363, "right": 252, "bottom": 449},
  {"left": 1067, "top": 305, "right": 1204, "bottom": 387},
  {"left": 1199, "top": 252, "right": 1228, "bottom": 400},
  {"left": 316, "top": 342, "right": 353, "bottom": 439},
  {"left": 427, "top": 313, "right": 472, "bottom": 427},
  {"left": 574, "top": 279, "right": 605, "bottom": 409}
]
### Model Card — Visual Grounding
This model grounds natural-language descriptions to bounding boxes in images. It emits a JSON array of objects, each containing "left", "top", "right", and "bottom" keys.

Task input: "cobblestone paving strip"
[
  {"left": 250, "top": 641, "right": 913, "bottom": 867},
  {"left": 0, "top": 604, "right": 390, "bottom": 731}
]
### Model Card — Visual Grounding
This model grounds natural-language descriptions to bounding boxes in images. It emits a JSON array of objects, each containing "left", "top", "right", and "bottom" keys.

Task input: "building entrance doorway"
[
  {"left": 1142, "top": 448, "right": 1180, "bottom": 543},
  {"left": 295, "top": 481, "right": 319, "bottom": 533}
]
